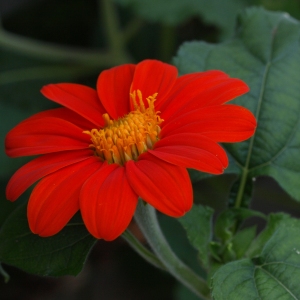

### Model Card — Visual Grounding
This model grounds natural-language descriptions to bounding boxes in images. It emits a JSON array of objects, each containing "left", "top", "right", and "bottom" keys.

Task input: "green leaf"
[
  {"left": 159, "top": 214, "right": 204, "bottom": 275},
  {"left": 214, "top": 208, "right": 265, "bottom": 243},
  {"left": 115, "top": 0, "right": 252, "bottom": 38},
  {"left": 246, "top": 213, "right": 291, "bottom": 257},
  {"left": 175, "top": 282, "right": 204, "bottom": 300},
  {"left": 231, "top": 226, "right": 256, "bottom": 259},
  {"left": 259, "top": 0, "right": 300, "bottom": 20},
  {"left": 174, "top": 7, "right": 300, "bottom": 204},
  {"left": 0, "top": 204, "right": 96, "bottom": 276},
  {"left": 211, "top": 216, "right": 300, "bottom": 299},
  {"left": 178, "top": 204, "right": 214, "bottom": 269}
]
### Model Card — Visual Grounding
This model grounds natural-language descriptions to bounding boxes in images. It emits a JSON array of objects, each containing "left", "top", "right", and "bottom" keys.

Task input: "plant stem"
[
  {"left": 122, "top": 229, "right": 166, "bottom": 271},
  {"left": 0, "top": 27, "right": 115, "bottom": 66},
  {"left": 134, "top": 201, "right": 211, "bottom": 300},
  {"left": 123, "top": 18, "right": 144, "bottom": 43},
  {"left": 234, "top": 167, "right": 248, "bottom": 208},
  {"left": 101, "top": 0, "right": 133, "bottom": 64},
  {"left": 0, "top": 263, "right": 9, "bottom": 283},
  {"left": 160, "top": 24, "right": 176, "bottom": 62},
  {"left": 0, "top": 65, "right": 94, "bottom": 85}
]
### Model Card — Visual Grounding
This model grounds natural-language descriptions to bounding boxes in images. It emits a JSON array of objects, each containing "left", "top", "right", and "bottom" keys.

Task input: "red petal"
[
  {"left": 28, "top": 157, "right": 100, "bottom": 237},
  {"left": 25, "top": 107, "right": 96, "bottom": 130},
  {"left": 149, "top": 133, "right": 228, "bottom": 174},
  {"left": 41, "top": 83, "right": 106, "bottom": 127},
  {"left": 130, "top": 60, "right": 178, "bottom": 109},
  {"left": 6, "top": 149, "right": 94, "bottom": 201},
  {"left": 161, "top": 73, "right": 249, "bottom": 120},
  {"left": 126, "top": 152, "right": 192, "bottom": 217},
  {"left": 97, "top": 64, "right": 135, "bottom": 119},
  {"left": 80, "top": 163, "right": 138, "bottom": 240},
  {"left": 5, "top": 117, "right": 90, "bottom": 157},
  {"left": 160, "top": 71, "right": 227, "bottom": 115},
  {"left": 161, "top": 105, "right": 257, "bottom": 142}
]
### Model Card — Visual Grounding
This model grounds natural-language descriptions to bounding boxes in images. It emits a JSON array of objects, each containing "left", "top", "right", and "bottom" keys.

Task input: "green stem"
[
  {"left": 0, "top": 65, "right": 94, "bottom": 85},
  {"left": 160, "top": 24, "right": 176, "bottom": 62},
  {"left": 101, "top": 0, "right": 133, "bottom": 64},
  {"left": 122, "top": 229, "right": 166, "bottom": 271},
  {"left": 123, "top": 18, "right": 144, "bottom": 43},
  {"left": 234, "top": 168, "right": 248, "bottom": 208},
  {"left": 0, "top": 263, "right": 10, "bottom": 283},
  {"left": 234, "top": 62, "right": 269, "bottom": 209},
  {"left": 0, "top": 28, "right": 115, "bottom": 66},
  {"left": 134, "top": 201, "right": 211, "bottom": 300}
]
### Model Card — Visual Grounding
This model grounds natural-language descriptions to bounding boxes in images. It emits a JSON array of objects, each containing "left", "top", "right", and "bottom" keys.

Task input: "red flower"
[{"left": 5, "top": 60, "right": 256, "bottom": 241}]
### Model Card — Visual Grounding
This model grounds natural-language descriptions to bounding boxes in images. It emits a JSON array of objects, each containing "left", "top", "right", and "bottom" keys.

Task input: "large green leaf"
[
  {"left": 115, "top": 0, "right": 252, "bottom": 38},
  {"left": 211, "top": 215, "right": 300, "bottom": 299},
  {"left": 0, "top": 204, "right": 96, "bottom": 276},
  {"left": 174, "top": 7, "right": 300, "bottom": 203}
]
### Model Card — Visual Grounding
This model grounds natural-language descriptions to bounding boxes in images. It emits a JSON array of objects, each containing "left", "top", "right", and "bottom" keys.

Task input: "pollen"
[{"left": 84, "top": 90, "right": 163, "bottom": 165}]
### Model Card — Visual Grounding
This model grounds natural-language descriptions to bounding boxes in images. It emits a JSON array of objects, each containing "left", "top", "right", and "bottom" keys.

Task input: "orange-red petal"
[
  {"left": 80, "top": 163, "right": 138, "bottom": 240},
  {"left": 125, "top": 152, "right": 192, "bottom": 217},
  {"left": 160, "top": 73, "right": 249, "bottom": 120},
  {"left": 161, "top": 105, "right": 257, "bottom": 142},
  {"left": 5, "top": 117, "right": 90, "bottom": 157},
  {"left": 6, "top": 149, "right": 93, "bottom": 201},
  {"left": 97, "top": 64, "right": 135, "bottom": 119},
  {"left": 130, "top": 60, "right": 178, "bottom": 109},
  {"left": 41, "top": 83, "right": 106, "bottom": 127},
  {"left": 28, "top": 157, "right": 100, "bottom": 237},
  {"left": 150, "top": 133, "right": 228, "bottom": 174},
  {"left": 24, "top": 107, "right": 96, "bottom": 130}
]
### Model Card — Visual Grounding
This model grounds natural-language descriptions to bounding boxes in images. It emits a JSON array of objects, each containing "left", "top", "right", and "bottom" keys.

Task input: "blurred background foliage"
[{"left": 1, "top": 0, "right": 300, "bottom": 299}]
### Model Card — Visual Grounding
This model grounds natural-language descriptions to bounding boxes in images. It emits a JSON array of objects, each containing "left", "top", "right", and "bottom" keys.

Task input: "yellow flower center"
[{"left": 84, "top": 90, "right": 163, "bottom": 166}]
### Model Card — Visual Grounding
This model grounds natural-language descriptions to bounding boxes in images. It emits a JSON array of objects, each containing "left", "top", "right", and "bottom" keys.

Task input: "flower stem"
[
  {"left": 0, "top": 263, "right": 10, "bottom": 283},
  {"left": 0, "top": 27, "right": 115, "bottom": 66},
  {"left": 100, "top": 0, "right": 133, "bottom": 64},
  {"left": 122, "top": 229, "right": 166, "bottom": 271},
  {"left": 160, "top": 24, "right": 176, "bottom": 62},
  {"left": 0, "top": 65, "right": 93, "bottom": 85},
  {"left": 134, "top": 201, "right": 211, "bottom": 300},
  {"left": 234, "top": 167, "right": 248, "bottom": 208}
]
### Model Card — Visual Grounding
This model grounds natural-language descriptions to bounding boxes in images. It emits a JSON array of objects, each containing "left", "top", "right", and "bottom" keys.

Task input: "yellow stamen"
[{"left": 84, "top": 90, "right": 163, "bottom": 166}]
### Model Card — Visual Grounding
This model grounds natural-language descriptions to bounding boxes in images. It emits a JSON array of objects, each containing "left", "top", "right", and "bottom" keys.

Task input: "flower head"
[{"left": 5, "top": 60, "right": 256, "bottom": 240}]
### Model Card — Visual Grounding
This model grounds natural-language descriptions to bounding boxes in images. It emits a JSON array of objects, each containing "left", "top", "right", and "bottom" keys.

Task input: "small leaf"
[
  {"left": 246, "top": 212, "right": 291, "bottom": 257},
  {"left": 212, "top": 215, "right": 300, "bottom": 299},
  {"left": 214, "top": 208, "right": 265, "bottom": 243},
  {"left": 0, "top": 204, "right": 96, "bottom": 276},
  {"left": 231, "top": 226, "right": 256, "bottom": 259},
  {"left": 175, "top": 7, "right": 300, "bottom": 205},
  {"left": 178, "top": 204, "right": 214, "bottom": 269}
]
